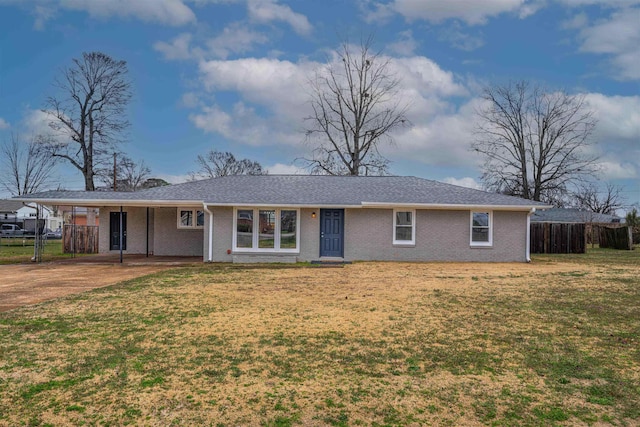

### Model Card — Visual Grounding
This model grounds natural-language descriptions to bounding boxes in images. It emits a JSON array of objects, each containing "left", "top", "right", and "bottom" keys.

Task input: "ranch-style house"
[{"left": 18, "top": 175, "right": 550, "bottom": 263}]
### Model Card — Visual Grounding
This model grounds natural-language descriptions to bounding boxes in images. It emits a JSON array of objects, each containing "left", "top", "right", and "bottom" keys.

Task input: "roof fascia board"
[
  {"left": 205, "top": 203, "right": 361, "bottom": 208},
  {"left": 361, "top": 202, "right": 552, "bottom": 211},
  {"left": 13, "top": 198, "right": 204, "bottom": 208}
]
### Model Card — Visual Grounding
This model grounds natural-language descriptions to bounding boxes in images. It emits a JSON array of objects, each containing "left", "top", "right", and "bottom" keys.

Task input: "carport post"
[
  {"left": 119, "top": 206, "right": 123, "bottom": 264},
  {"left": 146, "top": 207, "right": 149, "bottom": 257}
]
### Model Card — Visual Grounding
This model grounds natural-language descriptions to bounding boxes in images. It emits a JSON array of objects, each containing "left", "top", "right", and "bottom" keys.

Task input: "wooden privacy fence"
[
  {"left": 599, "top": 226, "right": 633, "bottom": 250},
  {"left": 63, "top": 225, "right": 99, "bottom": 254},
  {"left": 530, "top": 223, "right": 586, "bottom": 254}
]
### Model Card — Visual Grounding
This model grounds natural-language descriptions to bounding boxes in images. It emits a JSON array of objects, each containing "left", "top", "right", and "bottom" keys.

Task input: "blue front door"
[{"left": 320, "top": 209, "right": 344, "bottom": 258}]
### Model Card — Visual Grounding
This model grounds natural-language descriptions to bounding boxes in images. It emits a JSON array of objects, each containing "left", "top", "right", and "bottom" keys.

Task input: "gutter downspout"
[
  {"left": 526, "top": 208, "right": 535, "bottom": 263},
  {"left": 119, "top": 206, "right": 124, "bottom": 264},
  {"left": 202, "top": 204, "right": 213, "bottom": 262}
]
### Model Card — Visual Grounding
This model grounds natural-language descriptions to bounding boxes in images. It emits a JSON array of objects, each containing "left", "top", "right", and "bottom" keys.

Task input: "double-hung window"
[
  {"left": 177, "top": 208, "right": 205, "bottom": 229},
  {"left": 393, "top": 209, "right": 415, "bottom": 245},
  {"left": 234, "top": 208, "right": 299, "bottom": 252},
  {"left": 470, "top": 211, "right": 492, "bottom": 246}
]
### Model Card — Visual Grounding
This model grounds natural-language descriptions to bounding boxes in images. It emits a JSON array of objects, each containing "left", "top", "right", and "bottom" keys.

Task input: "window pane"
[
  {"left": 237, "top": 210, "right": 253, "bottom": 248},
  {"left": 196, "top": 210, "right": 205, "bottom": 227},
  {"left": 280, "top": 210, "right": 297, "bottom": 249},
  {"left": 180, "top": 210, "right": 192, "bottom": 227},
  {"left": 395, "top": 226, "right": 412, "bottom": 241},
  {"left": 473, "top": 212, "right": 489, "bottom": 227},
  {"left": 396, "top": 211, "right": 412, "bottom": 226},
  {"left": 472, "top": 227, "right": 489, "bottom": 242},
  {"left": 258, "top": 210, "right": 275, "bottom": 248}
]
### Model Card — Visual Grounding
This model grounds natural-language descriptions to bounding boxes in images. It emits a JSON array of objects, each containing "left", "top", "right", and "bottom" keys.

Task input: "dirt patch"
[{"left": 0, "top": 263, "right": 174, "bottom": 312}]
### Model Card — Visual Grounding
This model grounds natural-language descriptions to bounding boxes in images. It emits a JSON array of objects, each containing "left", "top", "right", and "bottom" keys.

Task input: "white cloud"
[
  {"left": 438, "top": 24, "right": 485, "bottom": 51},
  {"left": 561, "top": 12, "right": 588, "bottom": 30},
  {"left": 33, "top": 4, "right": 57, "bottom": 30},
  {"left": 581, "top": 93, "right": 640, "bottom": 182},
  {"left": 597, "top": 160, "right": 638, "bottom": 179},
  {"left": 155, "top": 173, "right": 191, "bottom": 184},
  {"left": 189, "top": 101, "right": 302, "bottom": 147},
  {"left": 382, "top": 98, "right": 482, "bottom": 168},
  {"left": 386, "top": 30, "right": 419, "bottom": 56},
  {"left": 190, "top": 47, "right": 639, "bottom": 192},
  {"left": 206, "top": 23, "right": 269, "bottom": 59},
  {"left": 518, "top": 0, "right": 545, "bottom": 18},
  {"left": 154, "top": 24, "right": 270, "bottom": 61},
  {"left": 189, "top": 105, "right": 234, "bottom": 136},
  {"left": 384, "top": 0, "right": 530, "bottom": 25},
  {"left": 0, "top": 117, "right": 10, "bottom": 129},
  {"left": 556, "top": 0, "right": 640, "bottom": 7},
  {"left": 22, "top": 109, "right": 74, "bottom": 143},
  {"left": 247, "top": 0, "right": 312, "bottom": 35},
  {"left": 60, "top": 0, "right": 196, "bottom": 26},
  {"left": 574, "top": 7, "right": 640, "bottom": 80},
  {"left": 392, "top": 56, "right": 468, "bottom": 98},
  {"left": 154, "top": 33, "right": 194, "bottom": 60},
  {"left": 198, "top": 57, "right": 315, "bottom": 120},
  {"left": 584, "top": 93, "right": 640, "bottom": 143},
  {"left": 181, "top": 92, "right": 201, "bottom": 108},
  {"left": 23, "top": 109, "right": 54, "bottom": 136},
  {"left": 192, "top": 52, "right": 469, "bottom": 161},
  {"left": 442, "top": 177, "right": 483, "bottom": 189},
  {"left": 265, "top": 163, "right": 307, "bottom": 175},
  {"left": 4, "top": 0, "right": 196, "bottom": 28}
]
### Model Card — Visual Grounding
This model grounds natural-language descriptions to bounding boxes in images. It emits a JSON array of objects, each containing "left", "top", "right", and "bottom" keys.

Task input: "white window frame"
[
  {"left": 470, "top": 211, "right": 493, "bottom": 247},
  {"left": 177, "top": 208, "right": 205, "bottom": 229},
  {"left": 393, "top": 209, "right": 416, "bottom": 246},
  {"left": 232, "top": 207, "right": 300, "bottom": 253}
]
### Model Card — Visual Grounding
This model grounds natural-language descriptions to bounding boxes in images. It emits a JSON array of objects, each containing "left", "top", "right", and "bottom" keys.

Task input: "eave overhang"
[
  {"left": 13, "top": 197, "right": 205, "bottom": 208},
  {"left": 360, "top": 202, "right": 551, "bottom": 211},
  {"left": 15, "top": 198, "right": 551, "bottom": 211}
]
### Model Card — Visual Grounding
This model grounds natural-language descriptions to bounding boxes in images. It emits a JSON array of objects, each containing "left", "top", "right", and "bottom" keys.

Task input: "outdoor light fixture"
[{"left": 312, "top": 212, "right": 316, "bottom": 218}]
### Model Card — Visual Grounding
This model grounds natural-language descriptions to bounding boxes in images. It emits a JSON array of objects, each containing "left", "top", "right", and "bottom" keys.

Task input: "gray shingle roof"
[
  {"left": 0, "top": 199, "right": 25, "bottom": 213},
  {"left": 18, "top": 175, "right": 549, "bottom": 209},
  {"left": 531, "top": 208, "right": 622, "bottom": 223}
]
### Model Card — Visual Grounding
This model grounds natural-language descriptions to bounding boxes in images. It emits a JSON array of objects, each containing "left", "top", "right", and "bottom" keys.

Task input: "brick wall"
[
  {"left": 153, "top": 207, "right": 203, "bottom": 256},
  {"left": 99, "top": 205, "right": 529, "bottom": 262},
  {"left": 343, "top": 209, "right": 528, "bottom": 262},
  {"left": 99, "top": 206, "right": 152, "bottom": 255}
]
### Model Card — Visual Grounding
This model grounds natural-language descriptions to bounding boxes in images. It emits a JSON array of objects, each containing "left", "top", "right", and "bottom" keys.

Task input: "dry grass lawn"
[{"left": 0, "top": 249, "right": 638, "bottom": 426}]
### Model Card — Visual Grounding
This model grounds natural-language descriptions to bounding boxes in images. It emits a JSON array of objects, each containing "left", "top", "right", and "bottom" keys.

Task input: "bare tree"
[
  {"left": 98, "top": 154, "right": 151, "bottom": 192},
  {"left": 0, "top": 133, "right": 58, "bottom": 196},
  {"left": 42, "top": 52, "right": 132, "bottom": 191},
  {"left": 192, "top": 150, "right": 265, "bottom": 179},
  {"left": 473, "top": 81, "right": 598, "bottom": 204},
  {"left": 573, "top": 182, "right": 625, "bottom": 215},
  {"left": 140, "top": 177, "right": 170, "bottom": 189},
  {"left": 303, "top": 36, "right": 410, "bottom": 175}
]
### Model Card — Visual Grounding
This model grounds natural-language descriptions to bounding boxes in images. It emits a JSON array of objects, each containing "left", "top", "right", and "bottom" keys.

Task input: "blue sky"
[{"left": 0, "top": 0, "right": 638, "bottom": 210}]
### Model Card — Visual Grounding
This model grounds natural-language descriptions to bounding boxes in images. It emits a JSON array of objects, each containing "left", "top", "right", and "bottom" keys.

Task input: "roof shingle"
[{"left": 18, "top": 175, "right": 549, "bottom": 208}]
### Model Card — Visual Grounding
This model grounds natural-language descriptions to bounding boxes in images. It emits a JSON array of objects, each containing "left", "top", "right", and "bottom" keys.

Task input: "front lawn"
[{"left": 0, "top": 252, "right": 638, "bottom": 425}]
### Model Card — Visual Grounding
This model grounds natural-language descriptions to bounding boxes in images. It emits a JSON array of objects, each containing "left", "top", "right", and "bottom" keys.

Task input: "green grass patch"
[{"left": 0, "top": 239, "right": 80, "bottom": 264}]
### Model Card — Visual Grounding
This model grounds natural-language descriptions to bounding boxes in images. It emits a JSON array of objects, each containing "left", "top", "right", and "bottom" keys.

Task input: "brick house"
[{"left": 18, "top": 175, "right": 549, "bottom": 262}]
